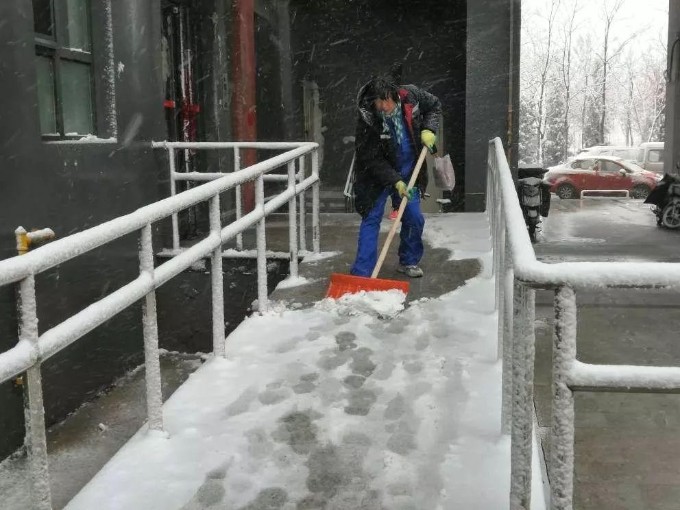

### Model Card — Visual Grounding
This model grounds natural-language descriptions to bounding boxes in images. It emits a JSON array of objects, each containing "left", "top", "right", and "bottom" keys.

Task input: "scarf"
[{"left": 381, "top": 102, "right": 405, "bottom": 145}]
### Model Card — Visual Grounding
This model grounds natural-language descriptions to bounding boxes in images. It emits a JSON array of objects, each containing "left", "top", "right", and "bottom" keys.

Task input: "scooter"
[
  {"left": 516, "top": 166, "right": 551, "bottom": 242},
  {"left": 644, "top": 173, "right": 680, "bottom": 229}
]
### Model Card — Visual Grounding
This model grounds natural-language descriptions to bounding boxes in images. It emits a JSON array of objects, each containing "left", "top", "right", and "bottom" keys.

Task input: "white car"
[{"left": 576, "top": 145, "right": 639, "bottom": 162}]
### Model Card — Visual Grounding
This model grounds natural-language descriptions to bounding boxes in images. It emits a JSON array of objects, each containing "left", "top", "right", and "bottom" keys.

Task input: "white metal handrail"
[
  {"left": 343, "top": 154, "right": 355, "bottom": 199},
  {"left": 488, "top": 137, "right": 680, "bottom": 510},
  {"left": 342, "top": 135, "right": 355, "bottom": 199},
  {"left": 152, "top": 141, "right": 315, "bottom": 254},
  {"left": 0, "top": 141, "right": 319, "bottom": 510}
]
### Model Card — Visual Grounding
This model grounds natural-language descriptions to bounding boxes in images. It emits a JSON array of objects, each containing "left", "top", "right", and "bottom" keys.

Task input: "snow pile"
[
  {"left": 275, "top": 275, "right": 314, "bottom": 289},
  {"left": 300, "top": 250, "right": 341, "bottom": 263},
  {"left": 315, "top": 289, "right": 406, "bottom": 318},
  {"left": 46, "top": 134, "right": 117, "bottom": 144}
]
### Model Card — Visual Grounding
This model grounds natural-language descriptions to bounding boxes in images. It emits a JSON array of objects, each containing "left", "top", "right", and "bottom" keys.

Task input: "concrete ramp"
[{"left": 65, "top": 213, "right": 543, "bottom": 510}]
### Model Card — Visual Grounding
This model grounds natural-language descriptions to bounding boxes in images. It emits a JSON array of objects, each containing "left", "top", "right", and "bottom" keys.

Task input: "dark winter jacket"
[{"left": 353, "top": 83, "right": 442, "bottom": 216}]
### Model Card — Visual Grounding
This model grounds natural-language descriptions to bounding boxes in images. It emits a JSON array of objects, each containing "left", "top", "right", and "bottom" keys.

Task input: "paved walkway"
[{"left": 57, "top": 213, "right": 543, "bottom": 509}]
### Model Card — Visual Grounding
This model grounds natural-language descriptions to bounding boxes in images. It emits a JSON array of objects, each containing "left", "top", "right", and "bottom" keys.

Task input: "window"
[
  {"left": 33, "top": 0, "right": 95, "bottom": 138},
  {"left": 573, "top": 159, "right": 594, "bottom": 170},
  {"left": 648, "top": 150, "right": 663, "bottom": 163},
  {"left": 600, "top": 161, "right": 622, "bottom": 173}
]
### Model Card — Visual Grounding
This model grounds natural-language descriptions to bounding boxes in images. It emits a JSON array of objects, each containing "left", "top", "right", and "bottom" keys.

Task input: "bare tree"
[
  {"left": 625, "top": 70, "right": 634, "bottom": 145},
  {"left": 519, "top": 0, "right": 666, "bottom": 161},
  {"left": 573, "top": 33, "right": 598, "bottom": 148},
  {"left": 596, "top": 0, "right": 640, "bottom": 143},
  {"left": 618, "top": 42, "right": 667, "bottom": 144},
  {"left": 534, "top": 0, "right": 561, "bottom": 165},
  {"left": 559, "top": 0, "right": 580, "bottom": 156}
]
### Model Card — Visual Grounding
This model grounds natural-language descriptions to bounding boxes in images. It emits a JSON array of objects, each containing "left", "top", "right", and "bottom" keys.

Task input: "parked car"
[
  {"left": 636, "top": 142, "right": 664, "bottom": 174},
  {"left": 544, "top": 155, "right": 660, "bottom": 199},
  {"left": 577, "top": 145, "right": 639, "bottom": 162}
]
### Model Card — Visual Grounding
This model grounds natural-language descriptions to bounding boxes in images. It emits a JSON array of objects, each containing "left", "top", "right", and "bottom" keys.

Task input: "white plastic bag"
[{"left": 434, "top": 154, "right": 455, "bottom": 191}]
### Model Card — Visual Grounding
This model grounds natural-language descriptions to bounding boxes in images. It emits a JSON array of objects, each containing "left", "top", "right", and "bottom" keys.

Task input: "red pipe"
[{"left": 232, "top": 0, "right": 257, "bottom": 212}]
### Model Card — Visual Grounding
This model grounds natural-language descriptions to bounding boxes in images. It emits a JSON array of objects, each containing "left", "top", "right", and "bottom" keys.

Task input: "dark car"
[{"left": 543, "top": 155, "right": 660, "bottom": 199}]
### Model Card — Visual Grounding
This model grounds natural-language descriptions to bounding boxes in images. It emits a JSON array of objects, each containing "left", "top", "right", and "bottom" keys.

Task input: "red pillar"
[{"left": 232, "top": 0, "right": 257, "bottom": 212}]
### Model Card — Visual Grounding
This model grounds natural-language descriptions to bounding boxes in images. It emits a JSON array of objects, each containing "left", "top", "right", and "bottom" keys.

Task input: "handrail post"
[
  {"left": 19, "top": 275, "right": 52, "bottom": 510},
  {"left": 550, "top": 285, "right": 577, "bottom": 510},
  {"left": 139, "top": 224, "right": 163, "bottom": 431},
  {"left": 486, "top": 142, "right": 494, "bottom": 210},
  {"left": 495, "top": 160, "right": 502, "bottom": 235},
  {"left": 496, "top": 199, "right": 505, "bottom": 328},
  {"left": 298, "top": 155, "right": 307, "bottom": 252},
  {"left": 168, "top": 147, "right": 180, "bottom": 251},
  {"left": 493, "top": 165, "right": 502, "bottom": 289},
  {"left": 255, "top": 175, "right": 268, "bottom": 312},
  {"left": 487, "top": 143, "right": 496, "bottom": 225},
  {"left": 510, "top": 281, "right": 535, "bottom": 510},
  {"left": 288, "top": 161, "right": 299, "bottom": 278},
  {"left": 501, "top": 235, "right": 514, "bottom": 434},
  {"left": 234, "top": 148, "right": 244, "bottom": 251},
  {"left": 209, "top": 196, "right": 226, "bottom": 356},
  {"left": 312, "top": 149, "right": 320, "bottom": 253}
]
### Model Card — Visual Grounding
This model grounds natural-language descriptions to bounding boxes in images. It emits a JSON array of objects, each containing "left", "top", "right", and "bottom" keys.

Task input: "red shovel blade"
[{"left": 326, "top": 273, "right": 410, "bottom": 299}]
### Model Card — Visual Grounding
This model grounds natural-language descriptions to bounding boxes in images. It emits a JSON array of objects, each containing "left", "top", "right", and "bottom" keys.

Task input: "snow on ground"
[
  {"left": 299, "top": 250, "right": 342, "bottom": 263},
  {"left": 66, "top": 213, "right": 546, "bottom": 510},
  {"left": 274, "top": 275, "right": 316, "bottom": 290},
  {"left": 541, "top": 198, "right": 655, "bottom": 243},
  {"left": 315, "top": 289, "right": 406, "bottom": 318}
]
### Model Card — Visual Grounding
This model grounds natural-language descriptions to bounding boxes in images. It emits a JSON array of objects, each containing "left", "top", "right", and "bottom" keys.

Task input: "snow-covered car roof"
[
  {"left": 570, "top": 155, "right": 649, "bottom": 173},
  {"left": 573, "top": 154, "right": 625, "bottom": 162}
]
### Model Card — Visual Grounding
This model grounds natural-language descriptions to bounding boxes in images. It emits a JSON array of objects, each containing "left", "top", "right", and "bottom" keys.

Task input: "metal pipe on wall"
[{"left": 231, "top": 0, "right": 257, "bottom": 213}]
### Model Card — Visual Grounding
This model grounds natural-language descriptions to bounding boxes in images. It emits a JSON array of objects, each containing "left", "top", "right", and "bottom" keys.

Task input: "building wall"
[
  {"left": 0, "top": 0, "right": 293, "bottom": 461},
  {"left": 283, "top": 0, "right": 468, "bottom": 209},
  {"left": 465, "top": 0, "right": 518, "bottom": 211},
  {"left": 665, "top": 0, "right": 680, "bottom": 175},
  {"left": 0, "top": 0, "right": 228, "bottom": 459},
  {"left": 256, "top": 0, "right": 516, "bottom": 212}
]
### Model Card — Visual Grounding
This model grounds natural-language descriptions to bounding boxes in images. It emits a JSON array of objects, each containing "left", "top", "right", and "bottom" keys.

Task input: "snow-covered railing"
[
  {"left": 0, "top": 141, "right": 319, "bottom": 510},
  {"left": 151, "top": 141, "right": 317, "bottom": 255},
  {"left": 488, "top": 137, "right": 680, "bottom": 510}
]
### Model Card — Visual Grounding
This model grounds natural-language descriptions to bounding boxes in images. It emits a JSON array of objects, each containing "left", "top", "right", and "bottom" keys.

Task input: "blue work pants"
[{"left": 350, "top": 189, "right": 424, "bottom": 276}]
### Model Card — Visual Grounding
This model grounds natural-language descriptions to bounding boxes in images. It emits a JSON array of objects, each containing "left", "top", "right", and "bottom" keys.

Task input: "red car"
[{"left": 543, "top": 155, "right": 660, "bottom": 199}]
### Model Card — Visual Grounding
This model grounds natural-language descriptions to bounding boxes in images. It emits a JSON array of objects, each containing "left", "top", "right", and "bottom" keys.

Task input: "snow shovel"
[{"left": 326, "top": 146, "right": 429, "bottom": 298}]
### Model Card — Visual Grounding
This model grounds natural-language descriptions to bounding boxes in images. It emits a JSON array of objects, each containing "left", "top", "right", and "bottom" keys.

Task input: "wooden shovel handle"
[{"left": 370, "top": 146, "right": 429, "bottom": 279}]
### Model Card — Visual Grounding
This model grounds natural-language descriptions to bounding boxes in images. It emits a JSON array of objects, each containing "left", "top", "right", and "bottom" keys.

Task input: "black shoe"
[{"left": 397, "top": 265, "right": 423, "bottom": 278}]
